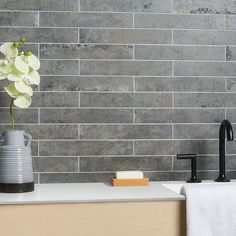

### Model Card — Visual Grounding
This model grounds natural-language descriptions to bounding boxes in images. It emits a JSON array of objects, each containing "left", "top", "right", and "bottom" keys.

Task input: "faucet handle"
[
  {"left": 177, "top": 154, "right": 196, "bottom": 160},
  {"left": 177, "top": 154, "right": 201, "bottom": 183}
]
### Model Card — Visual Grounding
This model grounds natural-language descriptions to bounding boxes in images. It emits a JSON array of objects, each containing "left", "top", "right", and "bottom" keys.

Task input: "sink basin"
[{"left": 162, "top": 181, "right": 236, "bottom": 194}]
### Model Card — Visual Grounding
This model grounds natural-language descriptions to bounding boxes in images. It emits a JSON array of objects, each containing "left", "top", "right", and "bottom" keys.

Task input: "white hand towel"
[
  {"left": 181, "top": 184, "right": 236, "bottom": 236},
  {"left": 115, "top": 171, "right": 143, "bottom": 179}
]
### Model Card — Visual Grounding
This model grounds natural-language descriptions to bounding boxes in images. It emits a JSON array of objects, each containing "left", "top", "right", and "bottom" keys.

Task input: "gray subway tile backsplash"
[
  {"left": 80, "top": 29, "right": 172, "bottom": 44},
  {"left": 40, "top": 76, "right": 134, "bottom": 92},
  {"left": 135, "top": 140, "right": 218, "bottom": 155},
  {"left": 80, "top": 124, "right": 172, "bottom": 139},
  {"left": 40, "top": 44, "right": 133, "bottom": 60},
  {"left": 0, "top": 28, "right": 79, "bottom": 43},
  {"left": 0, "top": 0, "right": 78, "bottom": 11},
  {"left": 40, "top": 108, "right": 133, "bottom": 123},
  {"left": 40, "top": 12, "right": 133, "bottom": 28},
  {"left": 80, "top": 156, "right": 172, "bottom": 171},
  {"left": 135, "top": 45, "right": 225, "bottom": 61},
  {"left": 173, "top": 0, "right": 236, "bottom": 14},
  {"left": 80, "top": 61, "right": 172, "bottom": 76},
  {"left": 0, "top": 12, "right": 38, "bottom": 26},
  {"left": 174, "top": 30, "right": 236, "bottom": 45},
  {"left": 135, "top": 109, "right": 225, "bottom": 123},
  {"left": 135, "top": 14, "right": 225, "bottom": 29},
  {"left": 39, "top": 141, "right": 133, "bottom": 156},
  {"left": 135, "top": 77, "right": 225, "bottom": 92},
  {"left": 80, "top": 0, "right": 172, "bottom": 13},
  {"left": 80, "top": 92, "right": 172, "bottom": 107},
  {"left": 40, "top": 60, "right": 79, "bottom": 75},
  {"left": 0, "top": 125, "right": 78, "bottom": 139},
  {"left": 1, "top": 0, "right": 236, "bottom": 183}
]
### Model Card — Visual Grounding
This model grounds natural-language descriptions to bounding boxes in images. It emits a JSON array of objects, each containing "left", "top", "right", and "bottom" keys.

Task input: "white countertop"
[{"left": 0, "top": 182, "right": 185, "bottom": 205}]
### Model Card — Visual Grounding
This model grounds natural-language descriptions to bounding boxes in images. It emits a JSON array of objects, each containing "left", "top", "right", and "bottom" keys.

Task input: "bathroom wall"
[{"left": 1, "top": 0, "right": 236, "bottom": 183}]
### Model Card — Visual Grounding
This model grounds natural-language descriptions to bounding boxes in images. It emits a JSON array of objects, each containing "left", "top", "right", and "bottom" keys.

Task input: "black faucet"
[
  {"left": 177, "top": 154, "right": 201, "bottom": 183},
  {"left": 215, "top": 119, "right": 234, "bottom": 182}
]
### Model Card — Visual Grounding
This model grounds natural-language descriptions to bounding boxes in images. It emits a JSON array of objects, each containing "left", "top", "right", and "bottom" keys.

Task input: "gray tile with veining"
[
  {"left": 40, "top": 12, "right": 132, "bottom": 28},
  {"left": 40, "top": 109, "right": 133, "bottom": 123},
  {"left": 80, "top": 124, "right": 172, "bottom": 139},
  {"left": 80, "top": 156, "right": 172, "bottom": 171},
  {"left": 175, "top": 93, "right": 236, "bottom": 107},
  {"left": 135, "top": 14, "right": 225, "bottom": 29},
  {"left": 226, "top": 15, "right": 236, "bottom": 30},
  {"left": 135, "top": 45, "right": 225, "bottom": 61},
  {"left": 40, "top": 76, "right": 133, "bottom": 92},
  {"left": 0, "top": 0, "right": 78, "bottom": 10},
  {"left": 39, "top": 141, "right": 133, "bottom": 156},
  {"left": 39, "top": 157, "right": 78, "bottom": 172},
  {"left": 81, "top": 61, "right": 172, "bottom": 76},
  {"left": 80, "top": 0, "right": 172, "bottom": 13},
  {"left": 174, "top": 30, "right": 236, "bottom": 45},
  {"left": 0, "top": 12, "right": 38, "bottom": 26},
  {"left": 144, "top": 171, "right": 220, "bottom": 181},
  {"left": 0, "top": 109, "right": 38, "bottom": 123},
  {"left": 135, "top": 77, "right": 225, "bottom": 92},
  {"left": 40, "top": 60, "right": 79, "bottom": 75},
  {"left": 174, "top": 62, "right": 236, "bottom": 76},
  {"left": 174, "top": 0, "right": 236, "bottom": 14},
  {"left": 135, "top": 140, "right": 218, "bottom": 155},
  {"left": 32, "top": 92, "right": 79, "bottom": 107},
  {"left": 227, "top": 109, "right": 236, "bottom": 123},
  {"left": 173, "top": 124, "right": 219, "bottom": 139},
  {"left": 135, "top": 109, "right": 225, "bottom": 123},
  {"left": 0, "top": 28, "right": 78, "bottom": 43},
  {"left": 226, "top": 78, "right": 236, "bottom": 91},
  {"left": 40, "top": 44, "right": 133, "bottom": 60},
  {"left": 81, "top": 92, "right": 172, "bottom": 107},
  {"left": 0, "top": 125, "right": 78, "bottom": 139},
  {"left": 80, "top": 29, "right": 172, "bottom": 44},
  {"left": 40, "top": 173, "right": 114, "bottom": 183}
]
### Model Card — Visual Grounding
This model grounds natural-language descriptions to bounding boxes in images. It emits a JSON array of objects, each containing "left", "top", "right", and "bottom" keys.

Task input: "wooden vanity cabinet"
[{"left": 0, "top": 200, "right": 186, "bottom": 236}]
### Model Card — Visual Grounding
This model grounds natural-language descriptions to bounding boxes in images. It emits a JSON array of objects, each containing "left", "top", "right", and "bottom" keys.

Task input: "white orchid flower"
[
  {"left": 14, "top": 80, "right": 33, "bottom": 96},
  {"left": 14, "top": 56, "right": 29, "bottom": 74},
  {"left": 1, "top": 39, "right": 40, "bottom": 111},
  {"left": 7, "top": 66, "right": 25, "bottom": 82},
  {"left": 27, "top": 55, "right": 40, "bottom": 70},
  {"left": 0, "top": 59, "right": 13, "bottom": 80},
  {"left": 25, "top": 69, "right": 40, "bottom": 85},
  {"left": 14, "top": 54, "right": 40, "bottom": 75},
  {"left": 0, "top": 43, "right": 18, "bottom": 59},
  {"left": 4, "top": 83, "right": 19, "bottom": 98},
  {"left": 14, "top": 94, "right": 32, "bottom": 108},
  {"left": 4, "top": 82, "right": 32, "bottom": 108}
]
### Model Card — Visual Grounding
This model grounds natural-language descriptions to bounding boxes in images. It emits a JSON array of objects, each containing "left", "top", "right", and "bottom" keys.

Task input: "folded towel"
[
  {"left": 115, "top": 171, "right": 143, "bottom": 179},
  {"left": 181, "top": 184, "right": 236, "bottom": 236}
]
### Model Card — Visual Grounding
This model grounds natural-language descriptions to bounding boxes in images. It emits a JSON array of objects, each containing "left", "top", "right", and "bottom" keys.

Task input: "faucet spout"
[{"left": 215, "top": 119, "right": 234, "bottom": 182}]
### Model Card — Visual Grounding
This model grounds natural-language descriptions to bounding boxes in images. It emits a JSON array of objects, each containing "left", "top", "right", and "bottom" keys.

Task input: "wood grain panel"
[{"left": 0, "top": 201, "right": 186, "bottom": 236}]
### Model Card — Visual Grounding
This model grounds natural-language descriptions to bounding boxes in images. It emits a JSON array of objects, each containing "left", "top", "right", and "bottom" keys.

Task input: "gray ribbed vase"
[{"left": 0, "top": 130, "right": 34, "bottom": 193}]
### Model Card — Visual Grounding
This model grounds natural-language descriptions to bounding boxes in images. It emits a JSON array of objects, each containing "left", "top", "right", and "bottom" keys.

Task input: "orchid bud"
[
  {"left": 13, "top": 42, "right": 20, "bottom": 48},
  {"left": 24, "top": 51, "right": 32, "bottom": 56},
  {"left": 20, "top": 38, "right": 27, "bottom": 43}
]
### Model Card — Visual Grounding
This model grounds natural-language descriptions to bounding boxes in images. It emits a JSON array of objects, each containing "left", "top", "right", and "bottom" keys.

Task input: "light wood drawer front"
[{"left": 0, "top": 201, "right": 186, "bottom": 236}]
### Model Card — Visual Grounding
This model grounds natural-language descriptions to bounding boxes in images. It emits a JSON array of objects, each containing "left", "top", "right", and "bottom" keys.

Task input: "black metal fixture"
[
  {"left": 177, "top": 154, "right": 201, "bottom": 183},
  {"left": 215, "top": 119, "right": 234, "bottom": 182}
]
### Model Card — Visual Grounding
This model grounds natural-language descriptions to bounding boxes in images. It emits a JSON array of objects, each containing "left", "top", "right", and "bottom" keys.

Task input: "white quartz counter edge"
[{"left": 0, "top": 182, "right": 185, "bottom": 205}]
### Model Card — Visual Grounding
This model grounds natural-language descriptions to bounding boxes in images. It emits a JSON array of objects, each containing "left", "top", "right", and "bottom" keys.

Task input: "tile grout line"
[
  {"left": 37, "top": 11, "right": 39, "bottom": 27},
  {"left": 0, "top": 9, "right": 233, "bottom": 15},
  {"left": 2, "top": 25, "right": 236, "bottom": 31},
  {"left": 78, "top": 0, "right": 80, "bottom": 11}
]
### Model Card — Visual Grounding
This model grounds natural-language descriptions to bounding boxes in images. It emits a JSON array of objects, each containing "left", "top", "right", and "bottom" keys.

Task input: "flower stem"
[{"left": 10, "top": 98, "right": 14, "bottom": 130}]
